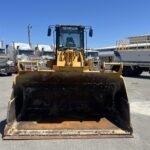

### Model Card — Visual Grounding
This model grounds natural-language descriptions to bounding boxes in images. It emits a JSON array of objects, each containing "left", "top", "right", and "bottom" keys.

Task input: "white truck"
[
  {"left": 7, "top": 42, "right": 38, "bottom": 72},
  {"left": 96, "top": 47, "right": 115, "bottom": 63},
  {"left": 86, "top": 49, "right": 99, "bottom": 66},
  {"left": 86, "top": 48, "right": 114, "bottom": 65},
  {"left": 0, "top": 41, "right": 13, "bottom": 75},
  {"left": 94, "top": 35, "right": 150, "bottom": 76},
  {"left": 12, "top": 43, "right": 35, "bottom": 61},
  {"left": 34, "top": 44, "right": 55, "bottom": 70},
  {"left": 114, "top": 35, "right": 150, "bottom": 76},
  {"left": 7, "top": 42, "right": 55, "bottom": 71},
  {"left": 35, "top": 44, "right": 55, "bottom": 59}
]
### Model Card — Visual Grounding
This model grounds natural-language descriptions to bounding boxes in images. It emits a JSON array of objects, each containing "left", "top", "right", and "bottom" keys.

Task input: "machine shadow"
[
  {"left": 126, "top": 75, "right": 150, "bottom": 80},
  {"left": 0, "top": 119, "right": 6, "bottom": 137}
]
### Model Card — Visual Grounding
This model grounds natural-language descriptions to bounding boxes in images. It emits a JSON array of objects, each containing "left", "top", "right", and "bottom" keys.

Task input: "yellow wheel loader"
[{"left": 3, "top": 25, "right": 133, "bottom": 139}]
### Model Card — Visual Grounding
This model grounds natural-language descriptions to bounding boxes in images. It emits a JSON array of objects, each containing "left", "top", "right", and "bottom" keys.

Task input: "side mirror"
[
  {"left": 6, "top": 44, "right": 9, "bottom": 49},
  {"left": 47, "top": 27, "right": 51, "bottom": 36},
  {"left": 35, "top": 46, "right": 38, "bottom": 50},
  {"left": 89, "top": 27, "right": 93, "bottom": 37},
  {"left": 17, "top": 46, "right": 20, "bottom": 50},
  {"left": 42, "top": 48, "right": 44, "bottom": 55}
]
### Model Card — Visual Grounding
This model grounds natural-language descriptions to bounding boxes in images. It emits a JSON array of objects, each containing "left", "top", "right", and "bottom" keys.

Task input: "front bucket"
[{"left": 3, "top": 71, "right": 133, "bottom": 139}]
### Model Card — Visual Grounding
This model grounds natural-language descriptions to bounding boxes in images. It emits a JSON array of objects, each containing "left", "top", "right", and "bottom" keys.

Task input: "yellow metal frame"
[{"left": 18, "top": 60, "right": 123, "bottom": 76}]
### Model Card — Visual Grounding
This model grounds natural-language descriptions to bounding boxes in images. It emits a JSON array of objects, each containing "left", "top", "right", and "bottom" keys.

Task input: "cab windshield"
[
  {"left": 87, "top": 52, "right": 98, "bottom": 57},
  {"left": 43, "top": 51, "right": 54, "bottom": 57},
  {"left": 18, "top": 50, "right": 34, "bottom": 56},
  {"left": 57, "top": 26, "right": 84, "bottom": 50}
]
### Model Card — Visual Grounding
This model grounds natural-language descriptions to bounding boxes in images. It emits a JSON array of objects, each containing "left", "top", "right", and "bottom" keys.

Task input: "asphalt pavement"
[{"left": 0, "top": 73, "right": 150, "bottom": 150}]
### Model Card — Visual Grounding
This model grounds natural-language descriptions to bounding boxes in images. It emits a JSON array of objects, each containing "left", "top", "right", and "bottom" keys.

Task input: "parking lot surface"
[{"left": 0, "top": 73, "right": 150, "bottom": 150}]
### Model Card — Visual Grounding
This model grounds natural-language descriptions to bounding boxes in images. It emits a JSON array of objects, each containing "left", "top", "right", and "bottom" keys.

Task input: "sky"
[{"left": 0, "top": 0, "right": 150, "bottom": 48}]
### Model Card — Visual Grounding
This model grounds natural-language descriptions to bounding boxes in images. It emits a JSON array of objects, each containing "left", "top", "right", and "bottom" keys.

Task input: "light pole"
[{"left": 28, "top": 24, "right": 32, "bottom": 47}]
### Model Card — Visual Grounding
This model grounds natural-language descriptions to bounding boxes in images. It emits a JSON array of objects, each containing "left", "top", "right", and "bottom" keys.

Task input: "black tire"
[
  {"left": 7, "top": 72, "right": 12, "bottom": 76},
  {"left": 123, "top": 66, "right": 143, "bottom": 77},
  {"left": 134, "top": 67, "right": 143, "bottom": 76},
  {"left": 123, "top": 66, "right": 135, "bottom": 76},
  {"left": 112, "top": 65, "right": 120, "bottom": 72}
]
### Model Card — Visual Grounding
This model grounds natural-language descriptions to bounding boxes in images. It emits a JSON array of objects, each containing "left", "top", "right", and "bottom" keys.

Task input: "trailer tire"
[
  {"left": 123, "top": 66, "right": 135, "bottom": 76},
  {"left": 112, "top": 65, "right": 120, "bottom": 72},
  {"left": 7, "top": 73, "right": 12, "bottom": 76},
  {"left": 133, "top": 67, "right": 143, "bottom": 76},
  {"left": 123, "top": 66, "right": 143, "bottom": 77}
]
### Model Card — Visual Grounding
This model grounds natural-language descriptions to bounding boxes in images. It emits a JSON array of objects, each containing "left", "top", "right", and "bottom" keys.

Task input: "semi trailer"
[{"left": 115, "top": 35, "right": 150, "bottom": 76}]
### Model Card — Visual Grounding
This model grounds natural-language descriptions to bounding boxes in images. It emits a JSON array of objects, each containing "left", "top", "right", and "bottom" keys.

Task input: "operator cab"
[
  {"left": 48, "top": 25, "right": 93, "bottom": 51},
  {"left": 47, "top": 25, "right": 93, "bottom": 67},
  {"left": 56, "top": 25, "right": 85, "bottom": 51}
]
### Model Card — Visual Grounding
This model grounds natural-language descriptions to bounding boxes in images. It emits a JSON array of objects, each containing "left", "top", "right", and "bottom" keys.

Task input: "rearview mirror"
[
  {"left": 47, "top": 27, "right": 51, "bottom": 36},
  {"left": 89, "top": 27, "right": 93, "bottom": 37}
]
